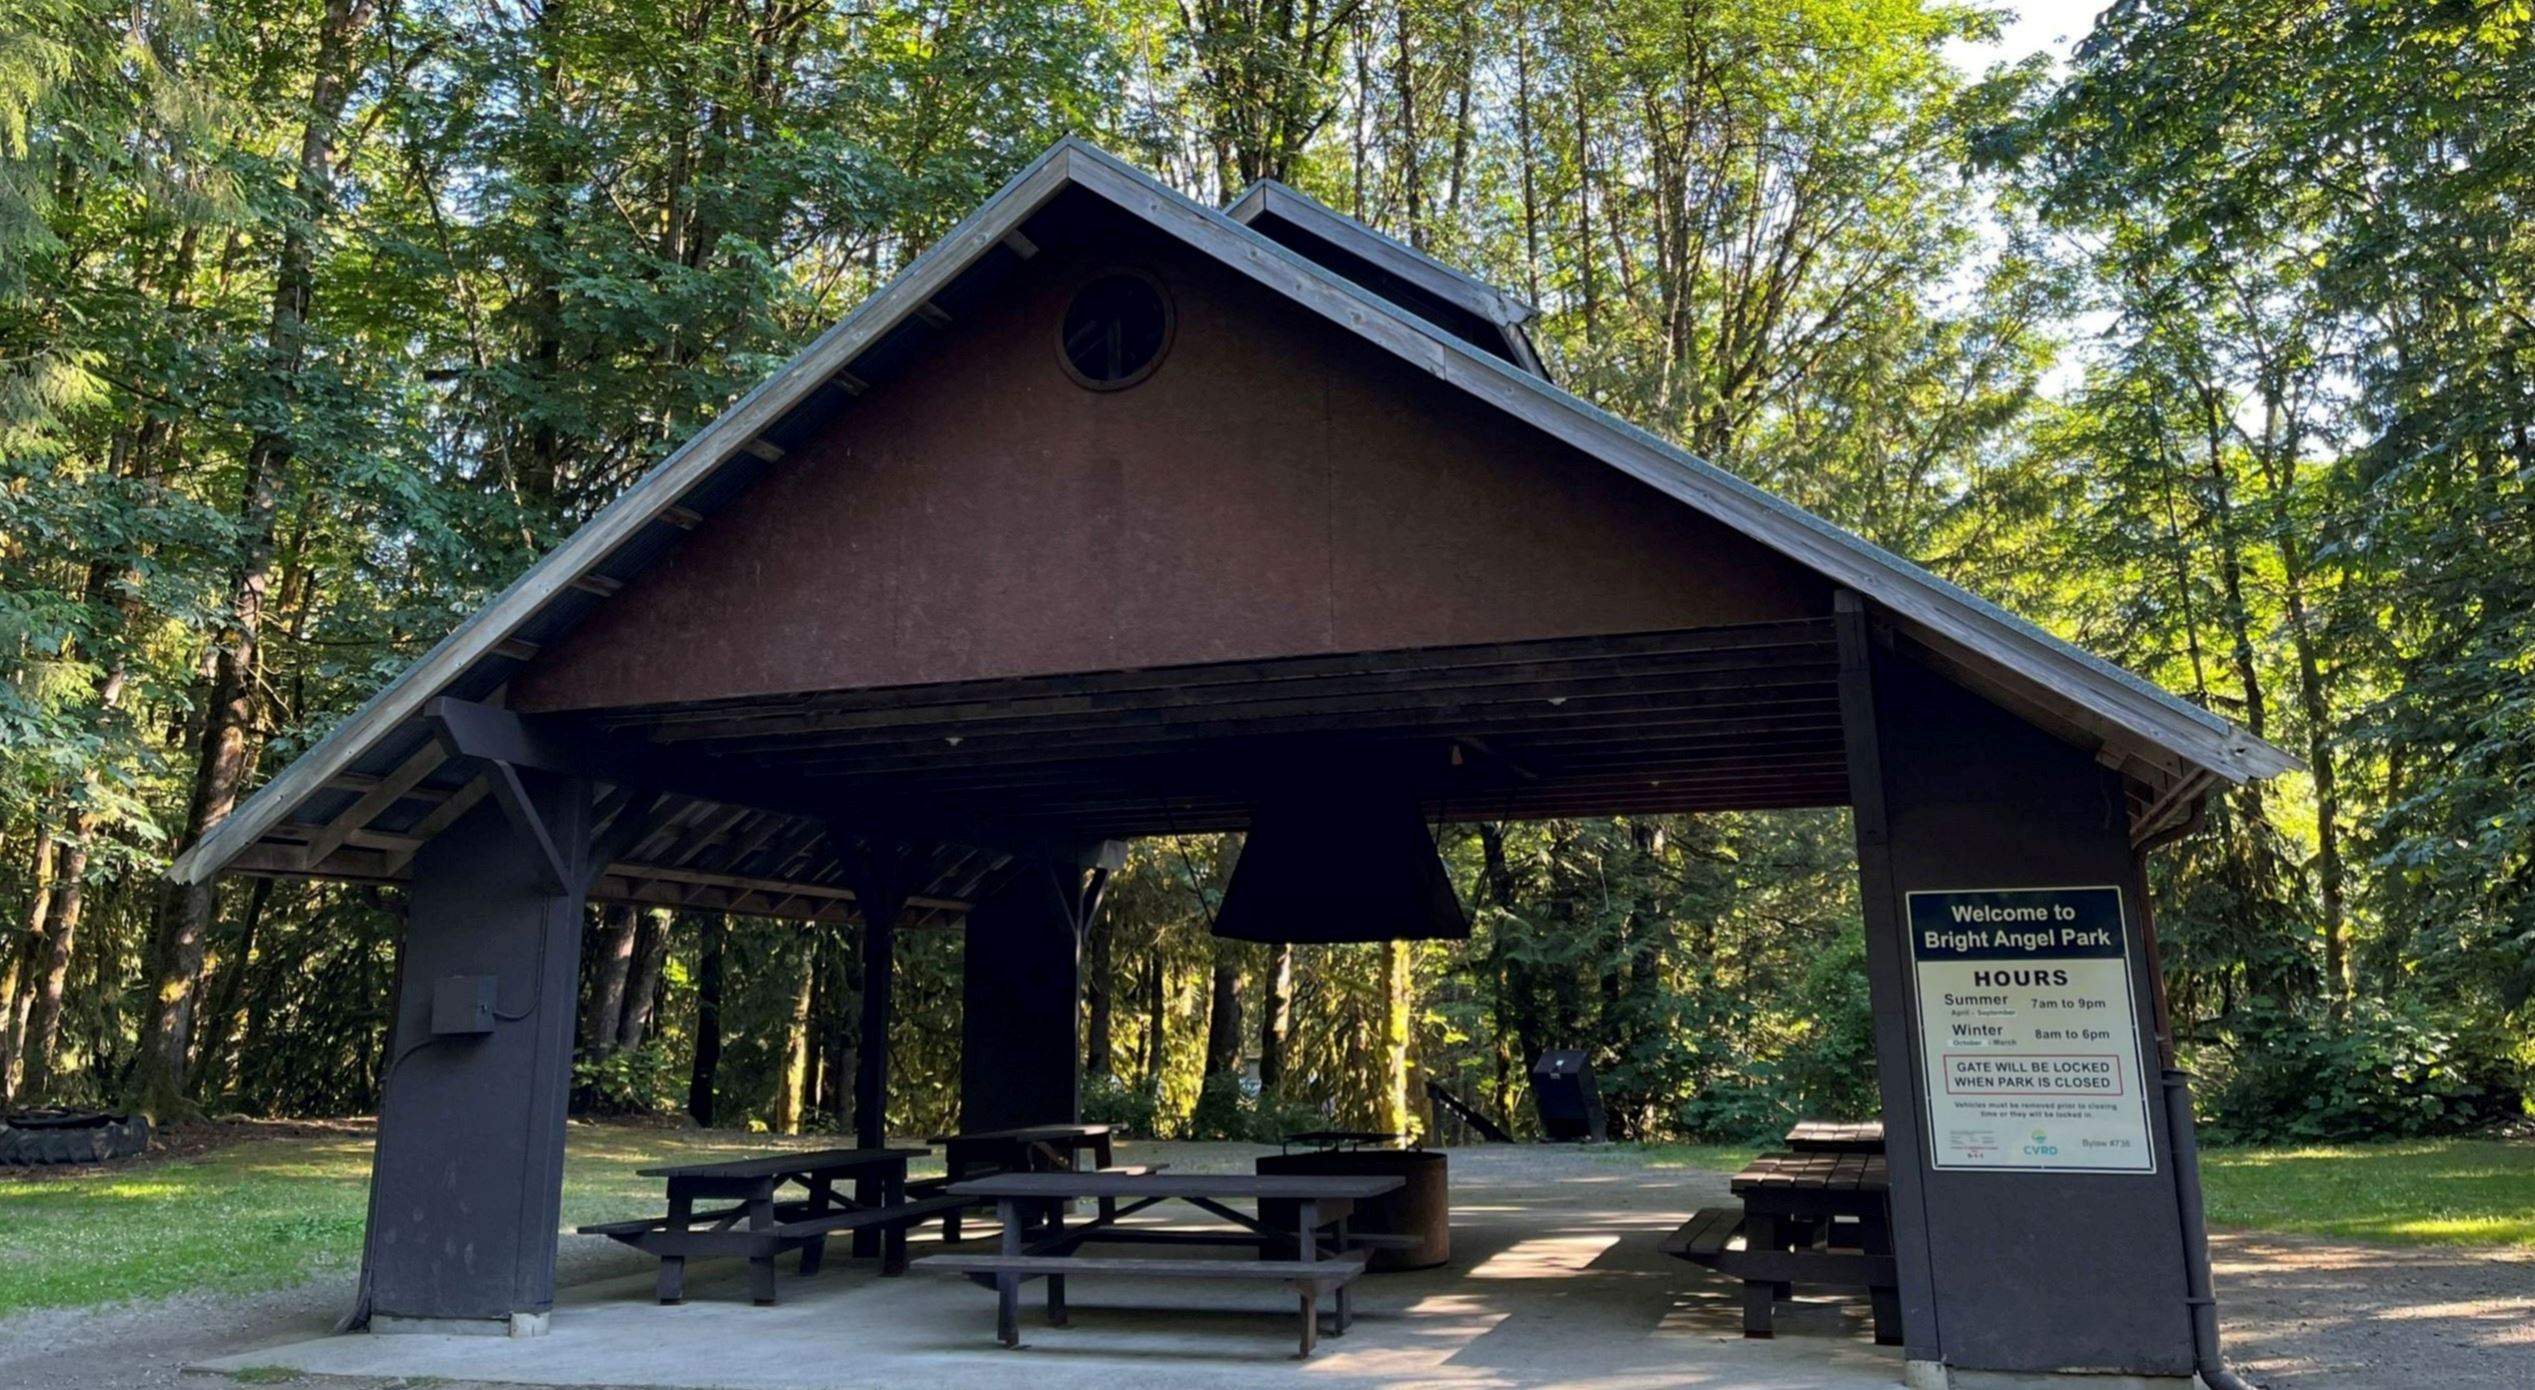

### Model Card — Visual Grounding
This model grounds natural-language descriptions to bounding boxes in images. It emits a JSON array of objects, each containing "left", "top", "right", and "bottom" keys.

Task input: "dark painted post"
[
  {"left": 960, "top": 863, "right": 1086, "bottom": 1132},
  {"left": 1838, "top": 589, "right": 2199, "bottom": 1382},
  {"left": 1834, "top": 591, "right": 1945, "bottom": 1367},
  {"left": 363, "top": 771, "right": 589, "bottom": 1334},
  {"left": 855, "top": 893, "right": 897, "bottom": 1152},
  {"left": 838, "top": 837, "right": 915, "bottom": 1259}
]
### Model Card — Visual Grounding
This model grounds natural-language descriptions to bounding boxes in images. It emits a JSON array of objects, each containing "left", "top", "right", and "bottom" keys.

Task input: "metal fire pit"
[{"left": 1256, "top": 1145, "right": 1449, "bottom": 1271}]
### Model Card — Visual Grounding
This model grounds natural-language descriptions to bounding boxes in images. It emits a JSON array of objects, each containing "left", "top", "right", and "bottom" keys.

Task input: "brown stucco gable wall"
[{"left": 513, "top": 205, "right": 1828, "bottom": 712}]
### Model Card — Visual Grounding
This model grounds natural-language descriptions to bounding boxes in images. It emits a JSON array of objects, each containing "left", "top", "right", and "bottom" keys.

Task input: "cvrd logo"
[{"left": 2022, "top": 1129, "right": 2059, "bottom": 1157}]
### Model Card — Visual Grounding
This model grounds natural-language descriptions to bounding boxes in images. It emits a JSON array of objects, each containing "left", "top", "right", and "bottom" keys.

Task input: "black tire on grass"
[{"left": 0, "top": 1112, "right": 149, "bottom": 1164}]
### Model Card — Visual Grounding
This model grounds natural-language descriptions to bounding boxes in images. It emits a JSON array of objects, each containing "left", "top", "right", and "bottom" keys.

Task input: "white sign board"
[{"left": 1907, "top": 886, "right": 2156, "bottom": 1174}]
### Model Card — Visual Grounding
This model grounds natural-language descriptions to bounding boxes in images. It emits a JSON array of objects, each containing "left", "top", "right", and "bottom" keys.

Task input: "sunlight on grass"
[
  {"left": 2198, "top": 1139, "right": 2535, "bottom": 1248},
  {"left": 0, "top": 1123, "right": 880, "bottom": 1317},
  {"left": 1588, "top": 1143, "right": 1758, "bottom": 1173},
  {"left": 0, "top": 1128, "right": 2522, "bottom": 1317}
]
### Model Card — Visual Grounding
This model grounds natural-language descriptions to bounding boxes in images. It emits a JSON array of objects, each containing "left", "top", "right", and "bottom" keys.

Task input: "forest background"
[{"left": 3, "top": 0, "right": 2529, "bottom": 1147}]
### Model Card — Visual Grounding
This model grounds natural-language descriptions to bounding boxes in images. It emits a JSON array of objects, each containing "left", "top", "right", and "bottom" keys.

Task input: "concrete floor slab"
[{"left": 199, "top": 1144, "right": 1906, "bottom": 1390}]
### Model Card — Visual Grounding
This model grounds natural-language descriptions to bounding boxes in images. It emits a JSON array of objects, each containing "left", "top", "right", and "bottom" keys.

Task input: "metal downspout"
[{"left": 2140, "top": 795, "right": 2258, "bottom": 1390}]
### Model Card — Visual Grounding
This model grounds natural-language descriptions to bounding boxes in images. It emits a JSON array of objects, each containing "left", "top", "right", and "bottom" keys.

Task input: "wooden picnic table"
[
  {"left": 914, "top": 1170, "right": 1404, "bottom": 1356},
  {"left": 1783, "top": 1119, "right": 1885, "bottom": 1154},
  {"left": 923, "top": 1122, "right": 1117, "bottom": 1239},
  {"left": 583, "top": 1146, "right": 956, "bottom": 1305},
  {"left": 1722, "top": 1150, "right": 1899, "bottom": 1342}
]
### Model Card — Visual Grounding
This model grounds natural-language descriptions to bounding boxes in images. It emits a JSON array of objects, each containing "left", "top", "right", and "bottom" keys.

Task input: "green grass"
[
  {"left": 0, "top": 1123, "right": 940, "bottom": 1317},
  {"left": 0, "top": 1128, "right": 2523, "bottom": 1317},
  {"left": 2196, "top": 1138, "right": 2535, "bottom": 1247}
]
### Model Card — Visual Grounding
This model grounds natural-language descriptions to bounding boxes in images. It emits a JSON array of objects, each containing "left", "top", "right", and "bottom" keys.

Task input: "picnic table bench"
[
  {"left": 914, "top": 1170, "right": 1403, "bottom": 1357},
  {"left": 577, "top": 1146, "right": 961, "bottom": 1305},
  {"left": 1661, "top": 1149, "right": 1900, "bottom": 1344}
]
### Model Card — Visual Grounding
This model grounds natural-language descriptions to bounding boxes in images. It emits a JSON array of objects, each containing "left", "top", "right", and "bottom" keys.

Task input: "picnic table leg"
[
  {"left": 995, "top": 1196, "right": 1024, "bottom": 1348},
  {"left": 1742, "top": 1210, "right": 1780, "bottom": 1338},
  {"left": 748, "top": 1178, "right": 780, "bottom": 1306},
  {"left": 1042, "top": 1201, "right": 1069, "bottom": 1324},
  {"left": 853, "top": 1171, "right": 881, "bottom": 1260},
  {"left": 940, "top": 1149, "right": 966, "bottom": 1243},
  {"left": 800, "top": 1175, "right": 833, "bottom": 1276},
  {"left": 1861, "top": 1202, "right": 1902, "bottom": 1345},
  {"left": 1333, "top": 1216, "right": 1353, "bottom": 1335},
  {"left": 879, "top": 1164, "right": 911, "bottom": 1275},
  {"left": 657, "top": 1188, "right": 693, "bottom": 1305},
  {"left": 1294, "top": 1199, "right": 1320, "bottom": 1357},
  {"left": 1758, "top": 1205, "right": 1794, "bottom": 1298},
  {"left": 1092, "top": 1133, "right": 1117, "bottom": 1221}
]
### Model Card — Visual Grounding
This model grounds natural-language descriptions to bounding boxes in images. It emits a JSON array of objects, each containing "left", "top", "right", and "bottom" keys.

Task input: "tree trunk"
[
  {"left": 1142, "top": 953, "right": 1167, "bottom": 1086},
  {"left": 686, "top": 915, "right": 725, "bottom": 1126},
  {"left": 20, "top": 832, "right": 92, "bottom": 1103},
  {"left": 1258, "top": 941, "right": 1292, "bottom": 1091},
  {"left": 1392, "top": 5, "right": 1424, "bottom": 249},
  {"left": 1378, "top": 937, "right": 1411, "bottom": 1136},
  {"left": 616, "top": 909, "right": 669, "bottom": 1051},
  {"left": 829, "top": 923, "right": 860, "bottom": 1131},
  {"left": 777, "top": 930, "right": 816, "bottom": 1133},
  {"left": 1203, "top": 944, "right": 1242, "bottom": 1078},
  {"left": 0, "top": 820, "right": 57, "bottom": 1104},
  {"left": 1082, "top": 896, "right": 1114, "bottom": 1079},
  {"left": 128, "top": 0, "right": 382, "bottom": 1120},
  {"left": 191, "top": 876, "right": 271, "bottom": 1096},
  {"left": 581, "top": 904, "right": 638, "bottom": 1061}
]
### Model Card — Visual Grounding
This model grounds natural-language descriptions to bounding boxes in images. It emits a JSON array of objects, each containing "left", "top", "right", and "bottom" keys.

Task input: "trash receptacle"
[{"left": 1531, "top": 1050, "right": 1605, "bottom": 1142}]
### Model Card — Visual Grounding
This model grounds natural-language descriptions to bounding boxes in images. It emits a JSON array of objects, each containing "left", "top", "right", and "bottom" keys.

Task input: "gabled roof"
[{"left": 170, "top": 137, "right": 2293, "bottom": 888}]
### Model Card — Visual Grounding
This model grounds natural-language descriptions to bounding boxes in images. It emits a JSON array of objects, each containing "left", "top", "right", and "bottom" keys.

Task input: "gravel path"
[
  {"left": 2208, "top": 1230, "right": 2534, "bottom": 1389},
  {"left": 0, "top": 1142, "right": 2525, "bottom": 1389}
]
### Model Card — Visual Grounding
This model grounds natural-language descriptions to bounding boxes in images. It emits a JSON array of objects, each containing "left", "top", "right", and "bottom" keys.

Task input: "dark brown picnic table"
[
  {"left": 579, "top": 1146, "right": 957, "bottom": 1305},
  {"left": 1783, "top": 1119, "right": 1885, "bottom": 1154},
  {"left": 914, "top": 1170, "right": 1405, "bottom": 1356},
  {"left": 1724, "top": 1150, "right": 1899, "bottom": 1343},
  {"left": 923, "top": 1122, "right": 1117, "bottom": 1239}
]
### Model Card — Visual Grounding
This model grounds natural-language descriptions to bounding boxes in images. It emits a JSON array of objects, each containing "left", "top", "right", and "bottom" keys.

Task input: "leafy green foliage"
[
  {"left": 1081, "top": 1071, "right": 1168, "bottom": 1138},
  {"left": 2197, "top": 1000, "right": 2526, "bottom": 1146},
  {"left": 571, "top": 1041, "right": 686, "bottom": 1117},
  {"left": 4, "top": 0, "right": 2531, "bottom": 1156}
]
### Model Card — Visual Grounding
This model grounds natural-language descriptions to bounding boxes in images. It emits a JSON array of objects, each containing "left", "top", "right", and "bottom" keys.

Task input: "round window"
[{"left": 1059, "top": 270, "right": 1173, "bottom": 389}]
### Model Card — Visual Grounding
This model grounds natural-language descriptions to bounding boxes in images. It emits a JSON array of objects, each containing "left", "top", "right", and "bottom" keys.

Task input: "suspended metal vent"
[{"left": 1210, "top": 789, "right": 1470, "bottom": 944}]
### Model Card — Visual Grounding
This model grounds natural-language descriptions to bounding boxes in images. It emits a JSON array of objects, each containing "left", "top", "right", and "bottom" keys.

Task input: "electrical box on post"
[{"left": 430, "top": 975, "right": 499, "bottom": 1036}]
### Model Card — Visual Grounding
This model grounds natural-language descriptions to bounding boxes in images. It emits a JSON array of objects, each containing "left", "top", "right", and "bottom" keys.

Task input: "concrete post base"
[
  {"left": 1920, "top": 1368, "right": 2194, "bottom": 1390},
  {"left": 371, "top": 1311, "right": 550, "bottom": 1338}
]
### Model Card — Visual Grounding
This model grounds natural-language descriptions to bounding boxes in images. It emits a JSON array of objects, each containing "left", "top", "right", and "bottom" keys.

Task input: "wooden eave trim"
[{"left": 1225, "top": 180, "right": 1539, "bottom": 330}]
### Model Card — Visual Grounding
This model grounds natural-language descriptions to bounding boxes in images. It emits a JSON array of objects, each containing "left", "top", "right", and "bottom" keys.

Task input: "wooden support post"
[
  {"left": 1836, "top": 588, "right": 2201, "bottom": 1378},
  {"left": 839, "top": 835, "right": 920, "bottom": 1257},
  {"left": 364, "top": 771, "right": 590, "bottom": 1332},
  {"left": 1833, "top": 590, "right": 1943, "bottom": 1360},
  {"left": 960, "top": 855, "right": 1113, "bottom": 1133}
]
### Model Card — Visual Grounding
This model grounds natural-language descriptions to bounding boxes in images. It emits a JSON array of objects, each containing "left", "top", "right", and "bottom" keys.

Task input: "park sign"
[{"left": 1907, "top": 886, "right": 2156, "bottom": 1174}]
